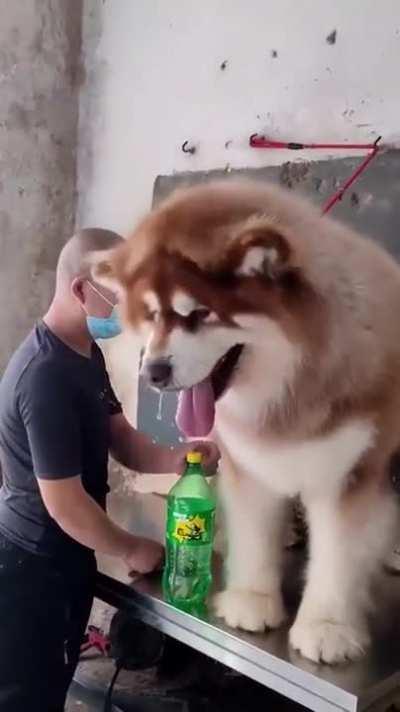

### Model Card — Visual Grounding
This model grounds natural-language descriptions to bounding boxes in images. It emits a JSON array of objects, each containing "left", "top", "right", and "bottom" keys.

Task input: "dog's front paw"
[
  {"left": 213, "top": 589, "right": 286, "bottom": 632},
  {"left": 289, "top": 616, "right": 370, "bottom": 664}
]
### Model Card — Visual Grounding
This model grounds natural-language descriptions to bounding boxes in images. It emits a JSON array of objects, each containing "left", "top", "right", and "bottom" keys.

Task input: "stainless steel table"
[{"left": 96, "top": 492, "right": 400, "bottom": 712}]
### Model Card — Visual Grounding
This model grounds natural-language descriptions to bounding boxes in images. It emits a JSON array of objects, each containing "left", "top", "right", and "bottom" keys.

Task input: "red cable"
[
  {"left": 249, "top": 134, "right": 381, "bottom": 214},
  {"left": 249, "top": 134, "right": 378, "bottom": 151},
  {"left": 321, "top": 145, "right": 380, "bottom": 214}
]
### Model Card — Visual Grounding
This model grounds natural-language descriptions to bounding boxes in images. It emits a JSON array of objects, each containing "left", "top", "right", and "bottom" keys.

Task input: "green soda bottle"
[{"left": 163, "top": 451, "right": 216, "bottom": 614}]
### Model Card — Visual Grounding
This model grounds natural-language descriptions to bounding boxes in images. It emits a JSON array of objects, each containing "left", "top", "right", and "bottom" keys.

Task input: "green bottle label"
[{"left": 167, "top": 509, "right": 215, "bottom": 545}]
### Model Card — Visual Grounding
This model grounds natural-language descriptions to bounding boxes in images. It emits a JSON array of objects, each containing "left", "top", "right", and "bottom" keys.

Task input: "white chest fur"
[{"left": 215, "top": 416, "right": 375, "bottom": 498}]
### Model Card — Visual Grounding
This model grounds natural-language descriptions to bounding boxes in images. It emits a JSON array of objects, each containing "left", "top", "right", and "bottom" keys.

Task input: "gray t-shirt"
[{"left": 0, "top": 321, "right": 122, "bottom": 558}]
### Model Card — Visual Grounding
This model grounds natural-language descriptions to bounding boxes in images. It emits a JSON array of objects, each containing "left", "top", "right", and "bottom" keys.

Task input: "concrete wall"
[
  {"left": 78, "top": 0, "right": 400, "bottom": 233},
  {"left": 0, "top": 0, "right": 83, "bottom": 373}
]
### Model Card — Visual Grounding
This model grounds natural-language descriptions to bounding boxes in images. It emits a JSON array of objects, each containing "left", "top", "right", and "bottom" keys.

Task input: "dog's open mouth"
[
  {"left": 210, "top": 344, "right": 244, "bottom": 400},
  {"left": 176, "top": 344, "right": 244, "bottom": 438}
]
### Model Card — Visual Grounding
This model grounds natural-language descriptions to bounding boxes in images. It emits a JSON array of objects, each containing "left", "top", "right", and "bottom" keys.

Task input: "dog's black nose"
[{"left": 145, "top": 360, "right": 172, "bottom": 388}]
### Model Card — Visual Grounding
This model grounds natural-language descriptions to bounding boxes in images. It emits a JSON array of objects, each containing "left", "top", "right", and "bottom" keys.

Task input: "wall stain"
[
  {"left": 7, "top": 102, "right": 30, "bottom": 131},
  {"left": 0, "top": 48, "right": 18, "bottom": 74},
  {"left": 280, "top": 161, "right": 311, "bottom": 189},
  {"left": 326, "top": 29, "right": 337, "bottom": 45},
  {"left": 0, "top": 210, "right": 11, "bottom": 234}
]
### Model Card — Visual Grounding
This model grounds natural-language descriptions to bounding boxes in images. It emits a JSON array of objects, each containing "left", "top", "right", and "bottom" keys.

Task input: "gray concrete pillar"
[{"left": 0, "top": 0, "right": 83, "bottom": 372}]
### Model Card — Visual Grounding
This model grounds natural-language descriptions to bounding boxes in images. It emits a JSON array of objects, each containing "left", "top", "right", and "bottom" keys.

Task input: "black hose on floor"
[
  {"left": 103, "top": 660, "right": 123, "bottom": 712},
  {"left": 102, "top": 610, "right": 166, "bottom": 711}
]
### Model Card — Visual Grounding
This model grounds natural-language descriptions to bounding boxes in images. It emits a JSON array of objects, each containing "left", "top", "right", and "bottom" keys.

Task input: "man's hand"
[
  {"left": 110, "top": 412, "right": 221, "bottom": 476},
  {"left": 123, "top": 537, "right": 164, "bottom": 575},
  {"left": 173, "top": 440, "right": 220, "bottom": 476}
]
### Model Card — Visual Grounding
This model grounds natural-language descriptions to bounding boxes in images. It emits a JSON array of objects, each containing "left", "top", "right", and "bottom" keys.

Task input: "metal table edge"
[{"left": 95, "top": 572, "right": 359, "bottom": 712}]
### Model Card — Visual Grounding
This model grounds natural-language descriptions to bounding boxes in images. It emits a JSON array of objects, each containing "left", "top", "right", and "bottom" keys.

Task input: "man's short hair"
[{"left": 56, "top": 228, "right": 123, "bottom": 288}]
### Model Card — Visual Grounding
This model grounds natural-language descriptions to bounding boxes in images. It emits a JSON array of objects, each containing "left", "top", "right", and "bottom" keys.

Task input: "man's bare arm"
[{"left": 37, "top": 475, "right": 163, "bottom": 573}]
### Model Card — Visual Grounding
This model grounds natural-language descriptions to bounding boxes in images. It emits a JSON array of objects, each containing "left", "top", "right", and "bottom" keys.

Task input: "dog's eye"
[
  {"left": 186, "top": 308, "right": 211, "bottom": 331},
  {"left": 144, "top": 309, "right": 159, "bottom": 322},
  {"left": 195, "top": 308, "right": 211, "bottom": 321}
]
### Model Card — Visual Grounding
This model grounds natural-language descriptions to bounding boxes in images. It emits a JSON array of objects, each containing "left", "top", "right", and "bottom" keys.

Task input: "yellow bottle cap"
[{"left": 186, "top": 451, "right": 202, "bottom": 464}]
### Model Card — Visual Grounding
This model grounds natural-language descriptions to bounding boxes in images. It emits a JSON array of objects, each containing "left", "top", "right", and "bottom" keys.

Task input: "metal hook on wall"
[{"left": 181, "top": 140, "right": 196, "bottom": 155}]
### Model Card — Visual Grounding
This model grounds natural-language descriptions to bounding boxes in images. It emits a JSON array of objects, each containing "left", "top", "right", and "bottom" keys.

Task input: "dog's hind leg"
[
  {"left": 213, "top": 458, "right": 289, "bottom": 632},
  {"left": 290, "top": 483, "right": 397, "bottom": 664}
]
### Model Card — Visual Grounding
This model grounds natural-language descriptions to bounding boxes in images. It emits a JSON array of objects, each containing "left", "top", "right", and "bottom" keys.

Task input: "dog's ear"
[
  {"left": 88, "top": 247, "right": 126, "bottom": 296},
  {"left": 228, "top": 219, "right": 291, "bottom": 280}
]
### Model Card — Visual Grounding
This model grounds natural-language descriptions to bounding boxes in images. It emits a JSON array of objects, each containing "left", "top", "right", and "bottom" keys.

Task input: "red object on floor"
[{"left": 80, "top": 625, "right": 110, "bottom": 656}]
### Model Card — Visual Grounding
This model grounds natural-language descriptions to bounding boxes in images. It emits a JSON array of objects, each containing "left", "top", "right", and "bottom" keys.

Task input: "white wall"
[
  {"left": 77, "top": 0, "right": 400, "bottom": 436},
  {"left": 78, "top": 0, "right": 400, "bottom": 233}
]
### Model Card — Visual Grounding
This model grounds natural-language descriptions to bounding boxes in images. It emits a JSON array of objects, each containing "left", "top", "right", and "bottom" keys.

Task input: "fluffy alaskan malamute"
[{"left": 94, "top": 181, "right": 400, "bottom": 663}]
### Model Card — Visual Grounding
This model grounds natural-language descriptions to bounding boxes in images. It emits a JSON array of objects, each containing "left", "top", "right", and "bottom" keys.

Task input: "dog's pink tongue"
[{"left": 176, "top": 379, "right": 215, "bottom": 437}]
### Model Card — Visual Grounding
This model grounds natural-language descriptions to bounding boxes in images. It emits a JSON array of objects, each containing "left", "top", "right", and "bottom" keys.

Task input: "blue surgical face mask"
[
  {"left": 86, "top": 309, "right": 122, "bottom": 340},
  {"left": 85, "top": 282, "right": 122, "bottom": 340}
]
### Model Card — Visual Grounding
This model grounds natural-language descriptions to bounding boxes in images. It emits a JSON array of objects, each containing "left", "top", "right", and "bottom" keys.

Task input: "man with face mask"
[{"left": 0, "top": 228, "right": 219, "bottom": 712}]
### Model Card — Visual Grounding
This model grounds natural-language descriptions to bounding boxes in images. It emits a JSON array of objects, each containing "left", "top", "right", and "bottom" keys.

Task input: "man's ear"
[
  {"left": 70, "top": 276, "right": 85, "bottom": 305},
  {"left": 229, "top": 220, "right": 291, "bottom": 280},
  {"left": 88, "top": 248, "right": 126, "bottom": 297}
]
